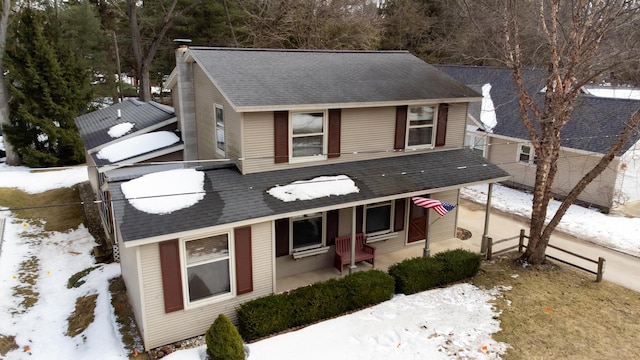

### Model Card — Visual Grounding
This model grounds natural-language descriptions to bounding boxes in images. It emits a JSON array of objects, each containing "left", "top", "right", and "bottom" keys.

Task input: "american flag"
[{"left": 411, "top": 197, "right": 456, "bottom": 216}]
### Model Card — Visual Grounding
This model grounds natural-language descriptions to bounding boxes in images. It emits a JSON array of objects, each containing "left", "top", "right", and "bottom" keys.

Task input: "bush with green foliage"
[
  {"left": 206, "top": 314, "right": 245, "bottom": 360},
  {"left": 388, "top": 249, "right": 481, "bottom": 294},
  {"left": 237, "top": 270, "right": 394, "bottom": 341}
]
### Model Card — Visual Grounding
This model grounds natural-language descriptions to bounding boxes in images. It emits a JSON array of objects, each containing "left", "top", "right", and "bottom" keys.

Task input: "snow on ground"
[{"left": 0, "top": 166, "right": 639, "bottom": 359}]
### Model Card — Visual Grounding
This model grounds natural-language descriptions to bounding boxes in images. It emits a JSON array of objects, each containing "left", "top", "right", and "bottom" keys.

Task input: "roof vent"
[{"left": 117, "top": 109, "right": 122, "bottom": 118}]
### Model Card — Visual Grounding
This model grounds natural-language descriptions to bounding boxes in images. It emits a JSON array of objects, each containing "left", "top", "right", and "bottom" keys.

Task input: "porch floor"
[{"left": 276, "top": 237, "right": 479, "bottom": 293}]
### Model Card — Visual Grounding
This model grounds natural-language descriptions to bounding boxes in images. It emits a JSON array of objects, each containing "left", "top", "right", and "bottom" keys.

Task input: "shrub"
[
  {"left": 206, "top": 314, "right": 245, "bottom": 360},
  {"left": 237, "top": 270, "right": 394, "bottom": 341},
  {"left": 388, "top": 249, "right": 482, "bottom": 294}
]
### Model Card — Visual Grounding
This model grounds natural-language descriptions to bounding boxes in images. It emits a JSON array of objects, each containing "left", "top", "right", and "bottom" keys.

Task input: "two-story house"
[{"left": 105, "top": 47, "right": 509, "bottom": 350}]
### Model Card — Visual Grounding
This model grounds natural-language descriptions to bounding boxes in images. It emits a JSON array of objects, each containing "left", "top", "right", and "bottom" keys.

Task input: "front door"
[{"left": 408, "top": 201, "right": 428, "bottom": 243}]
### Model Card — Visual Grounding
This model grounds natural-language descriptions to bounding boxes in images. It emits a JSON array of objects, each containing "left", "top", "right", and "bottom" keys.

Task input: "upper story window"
[
  {"left": 518, "top": 144, "right": 536, "bottom": 165},
  {"left": 215, "top": 105, "right": 225, "bottom": 157},
  {"left": 291, "top": 212, "right": 324, "bottom": 252},
  {"left": 465, "top": 133, "right": 486, "bottom": 157},
  {"left": 184, "top": 233, "right": 233, "bottom": 305},
  {"left": 291, "top": 112, "right": 327, "bottom": 161},
  {"left": 365, "top": 201, "right": 393, "bottom": 235},
  {"left": 407, "top": 105, "right": 437, "bottom": 147}
]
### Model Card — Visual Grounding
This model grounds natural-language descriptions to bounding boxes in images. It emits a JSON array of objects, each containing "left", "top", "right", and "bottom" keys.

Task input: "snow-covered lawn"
[{"left": 0, "top": 164, "right": 637, "bottom": 359}]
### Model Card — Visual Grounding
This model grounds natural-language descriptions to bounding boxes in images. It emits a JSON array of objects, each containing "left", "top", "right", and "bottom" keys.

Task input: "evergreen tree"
[{"left": 3, "top": 6, "right": 91, "bottom": 167}]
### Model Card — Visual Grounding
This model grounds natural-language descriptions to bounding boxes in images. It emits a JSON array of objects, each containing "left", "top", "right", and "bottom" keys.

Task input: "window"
[
  {"left": 465, "top": 133, "right": 486, "bottom": 157},
  {"left": 215, "top": 105, "right": 225, "bottom": 156},
  {"left": 518, "top": 144, "right": 536, "bottom": 165},
  {"left": 407, "top": 105, "right": 437, "bottom": 147},
  {"left": 184, "top": 234, "right": 232, "bottom": 304},
  {"left": 291, "top": 212, "right": 324, "bottom": 251},
  {"left": 291, "top": 112, "right": 326, "bottom": 161},
  {"left": 365, "top": 201, "right": 393, "bottom": 235}
]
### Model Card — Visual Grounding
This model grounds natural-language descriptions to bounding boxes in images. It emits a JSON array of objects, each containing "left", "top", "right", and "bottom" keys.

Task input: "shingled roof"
[
  {"left": 186, "top": 47, "right": 481, "bottom": 110},
  {"left": 435, "top": 65, "right": 640, "bottom": 155},
  {"left": 110, "top": 149, "right": 509, "bottom": 245},
  {"left": 75, "top": 99, "right": 177, "bottom": 151}
]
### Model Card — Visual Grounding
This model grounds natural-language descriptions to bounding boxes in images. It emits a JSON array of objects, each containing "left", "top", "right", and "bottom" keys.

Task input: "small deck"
[{"left": 276, "top": 237, "right": 478, "bottom": 293}]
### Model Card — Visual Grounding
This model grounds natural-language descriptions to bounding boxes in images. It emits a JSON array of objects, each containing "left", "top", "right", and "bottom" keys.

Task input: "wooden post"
[
  {"left": 518, "top": 229, "right": 525, "bottom": 253},
  {"left": 596, "top": 257, "right": 606, "bottom": 282},
  {"left": 486, "top": 237, "right": 493, "bottom": 260}
]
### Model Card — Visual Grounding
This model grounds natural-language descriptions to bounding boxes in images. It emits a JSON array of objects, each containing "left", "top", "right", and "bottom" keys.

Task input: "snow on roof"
[
  {"left": 120, "top": 168, "right": 205, "bottom": 215},
  {"left": 267, "top": 175, "right": 359, "bottom": 202},
  {"left": 108, "top": 122, "right": 134, "bottom": 138},
  {"left": 583, "top": 86, "right": 640, "bottom": 100},
  {"left": 96, "top": 131, "right": 179, "bottom": 163},
  {"left": 480, "top": 83, "right": 497, "bottom": 132}
]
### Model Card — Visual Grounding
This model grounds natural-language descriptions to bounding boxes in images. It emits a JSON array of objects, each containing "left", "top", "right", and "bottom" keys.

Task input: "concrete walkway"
[{"left": 458, "top": 199, "right": 640, "bottom": 293}]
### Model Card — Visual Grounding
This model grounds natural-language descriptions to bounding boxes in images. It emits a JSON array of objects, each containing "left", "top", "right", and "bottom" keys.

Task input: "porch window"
[
  {"left": 518, "top": 144, "right": 536, "bottom": 165},
  {"left": 184, "top": 233, "right": 232, "bottom": 303},
  {"left": 365, "top": 201, "right": 393, "bottom": 235},
  {"left": 407, "top": 105, "right": 436, "bottom": 147},
  {"left": 291, "top": 212, "right": 324, "bottom": 251},
  {"left": 215, "top": 104, "right": 225, "bottom": 156},
  {"left": 291, "top": 112, "right": 326, "bottom": 161}
]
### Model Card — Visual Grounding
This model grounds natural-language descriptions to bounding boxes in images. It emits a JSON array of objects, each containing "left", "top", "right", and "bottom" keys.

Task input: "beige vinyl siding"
[
  {"left": 118, "top": 237, "right": 146, "bottom": 344},
  {"left": 193, "top": 64, "right": 243, "bottom": 170},
  {"left": 171, "top": 85, "right": 181, "bottom": 132},
  {"left": 140, "top": 222, "right": 274, "bottom": 350},
  {"left": 276, "top": 252, "right": 334, "bottom": 279},
  {"left": 241, "top": 103, "right": 468, "bottom": 174},
  {"left": 487, "top": 136, "right": 616, "bottom": 208},
  {"left": 428, "top": 190, "right": 459, "bottom": 242}
]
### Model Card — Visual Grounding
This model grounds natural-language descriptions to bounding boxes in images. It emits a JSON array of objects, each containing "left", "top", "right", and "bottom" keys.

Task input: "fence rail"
[{"left": 486, "top": 229, "right": 605, "bottom": 282}]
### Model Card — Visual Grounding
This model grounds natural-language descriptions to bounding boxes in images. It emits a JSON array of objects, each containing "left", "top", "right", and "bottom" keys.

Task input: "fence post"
[
  {"left": 596, "top": 257, "right": 606, "bottom": 282},
  {"left": 486, "top": 237, "right": 493, "bottom": 260},
  {"left": 518, "top": 229, "right": 525, "bottom": 253}
]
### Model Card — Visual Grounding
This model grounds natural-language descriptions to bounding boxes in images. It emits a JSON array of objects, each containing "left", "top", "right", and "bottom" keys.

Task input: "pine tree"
[{"left": 3, "top": 6, "right": 91, "bottom": 167}]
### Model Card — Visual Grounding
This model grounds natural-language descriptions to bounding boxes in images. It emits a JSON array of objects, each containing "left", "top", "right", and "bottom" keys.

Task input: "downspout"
[{"left": 481, "top": 182, "right": 494, "bottom": 256}]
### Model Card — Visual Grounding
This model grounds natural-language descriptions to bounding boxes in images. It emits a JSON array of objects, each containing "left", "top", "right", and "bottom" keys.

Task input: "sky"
[{"left": 0, "top": 164, "right": 638, "bottom": 359}]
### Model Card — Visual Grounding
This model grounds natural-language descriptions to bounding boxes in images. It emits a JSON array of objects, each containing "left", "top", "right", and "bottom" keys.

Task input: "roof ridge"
[{"left": 188, "top": 46, "right": 410, "bottom": 54}]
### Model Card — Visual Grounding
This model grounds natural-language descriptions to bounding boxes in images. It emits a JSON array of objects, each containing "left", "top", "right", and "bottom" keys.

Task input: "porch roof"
[{"left": 110, "top": 149, "right": 509, "bottom": 245}]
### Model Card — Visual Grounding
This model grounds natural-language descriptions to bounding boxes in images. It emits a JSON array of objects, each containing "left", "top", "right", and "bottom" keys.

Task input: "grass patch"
[
  {"left": 66, "top": 294, "right": 98, "bottom": 338},
  {"left": 109, "top": 277, "right": 146, "bottom": 359},
  {"left": 67, "top": 266, "right": 100, "bottom": 289},
  {"left": 474, "top": 253, "right": 640, "bottom": 359},
  {"left": 12, "top": 256, "right": 40, "bottom": 314},
  {"left": 0, "top": 334, "right": 18, "bottom": 356},
  {"left": 0, "top": 186, "right": 85, "bottom": 233}
]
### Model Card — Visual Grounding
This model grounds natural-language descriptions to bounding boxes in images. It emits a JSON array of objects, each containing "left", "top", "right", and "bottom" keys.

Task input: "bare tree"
[
  {"left": 502, "top": 0, "right": 640, "bottom": 264},
  {"left": 0, "top": 0, "right": 17, "bottom": 165},
  {"left": 125, "top": 0, "right": 201, "bottom": 102},
  {"left": 241, "top": 0, "right": 382, "bottom": 50}
]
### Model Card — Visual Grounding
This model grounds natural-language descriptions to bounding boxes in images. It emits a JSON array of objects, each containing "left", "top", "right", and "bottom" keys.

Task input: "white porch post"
[
  {"left": 423, "top": 208, "right": 431, "bottom": 258},
  {"left": 349, "top": 206, "right": 357, "bottom": 274},
  {"left": 481, "top": 182, "right": 494, "bottom": 256}
]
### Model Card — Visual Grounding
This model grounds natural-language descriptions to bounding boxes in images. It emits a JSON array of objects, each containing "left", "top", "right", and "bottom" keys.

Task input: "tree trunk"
[{"left": 0, "top": 0, "right": 18, "bottom": 165}]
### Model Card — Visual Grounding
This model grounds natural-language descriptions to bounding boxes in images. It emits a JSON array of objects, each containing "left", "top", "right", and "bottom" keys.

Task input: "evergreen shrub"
[
  {"left": 237, "top": 270, "right": 394, "bottom": 341},
  {"left": 433, "top": 248, "right": 482, "bottom": 284},
  {"left": 205, "top": 314, "right": 245, "bottom": 360}
]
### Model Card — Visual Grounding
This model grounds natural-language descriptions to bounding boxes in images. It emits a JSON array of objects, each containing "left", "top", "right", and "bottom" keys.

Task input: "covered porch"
[{"left": 276, "top": 236, "right": 479, "bottom": 293}]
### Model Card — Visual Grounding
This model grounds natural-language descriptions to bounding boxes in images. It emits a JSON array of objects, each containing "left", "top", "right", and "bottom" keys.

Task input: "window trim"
[
  {"left": 290, "top": 212, "right": 326, "bottom": 253},
  {"left": 180, "top": 231, "right": 236, "bottom": 309},
  {"left": 214, "top": 104, "right": 225, "bottom": 157},
  {"left": 364, "top": 201, "right": 394, "bottom": 236},
  {"left": 517, "top": 144, "right": 536, "bottom": 165},
  {"left": 406, "top": 105, "right": 438, "bottom": 149},
  {"left": 289, "top": 110, "right": 328, "bottom": 163}
]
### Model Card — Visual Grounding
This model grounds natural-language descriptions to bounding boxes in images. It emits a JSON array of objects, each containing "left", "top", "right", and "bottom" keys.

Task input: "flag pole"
[{"left": 423, "top": 208, "right": 431, "bottom": 258}]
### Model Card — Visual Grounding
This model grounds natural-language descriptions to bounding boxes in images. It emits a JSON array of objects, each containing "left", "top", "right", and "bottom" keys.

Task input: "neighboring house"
[
  {"left": 436, "top": 65, "right": 640, "bottom": 210},
  {"left": 74, "top": 99, "right": 184, "bottom": 254},
  {"left": 100, "top": 47, "right": 509, "bottom": 350}
]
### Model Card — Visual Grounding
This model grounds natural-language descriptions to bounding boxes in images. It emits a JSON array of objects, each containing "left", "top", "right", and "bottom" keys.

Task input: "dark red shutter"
[
  {"left": 274, "top": 111, "right": 289, "bottom": 163},
  {"left": 159, "top": 239, "right": 184, "bottom": 313},
  {"left": 356, "top": 206, "right": 364, "bottom": 233},
  {"left": 234, "top": 227, "right": 253, "bottom": 295},
  {"left": 275, "top": 218, "right": 290, "bottom": 257},
  {"left": 394, "top": 105, "right": 408, "bottom": 150},
  {"left": 394, "top": 198, "right": 406, "bottom": 232},
  {"left": 435, "top": 103, "right": 448, "bottom": 147},
  {"left": 328, "top": 109, "right": 341, "bottom": 158},
  {"left": 326, "top": 210, "right": 339, "bottom": 246}
]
